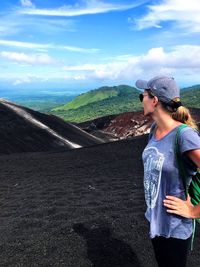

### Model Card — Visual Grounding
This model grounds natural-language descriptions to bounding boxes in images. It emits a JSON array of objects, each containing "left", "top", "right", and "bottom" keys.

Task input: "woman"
[{"left": 135, "top": 75, "right": 200, "bottom": 267}]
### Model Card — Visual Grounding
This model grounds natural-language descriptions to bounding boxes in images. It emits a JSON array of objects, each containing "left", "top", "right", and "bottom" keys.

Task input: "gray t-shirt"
[{"left": 142, "top": 125, "right": 200, "bottom": 239}]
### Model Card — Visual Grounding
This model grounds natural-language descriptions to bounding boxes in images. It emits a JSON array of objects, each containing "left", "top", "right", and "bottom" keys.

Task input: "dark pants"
[{"left": 151, "top": 236, "right": 191, "bottom": 267}]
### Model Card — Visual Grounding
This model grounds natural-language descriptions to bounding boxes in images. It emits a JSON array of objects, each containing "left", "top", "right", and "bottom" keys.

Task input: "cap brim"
[{"left": 135, "top": 79, "right": 148, "bottom": 89}]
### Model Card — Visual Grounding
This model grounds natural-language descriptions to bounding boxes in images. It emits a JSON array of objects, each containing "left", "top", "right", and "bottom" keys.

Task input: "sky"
[{"left": 0, "top": 0, "right": 200, "bottom": 94}]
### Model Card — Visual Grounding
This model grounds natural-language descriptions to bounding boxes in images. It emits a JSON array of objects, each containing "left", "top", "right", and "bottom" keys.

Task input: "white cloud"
[
  {"left": 20, "top": 0, "right": 34, "bottom": 7},
  {"left": 0, "top": 16, "right": 23, "bottom": 37},
  {"left": 0, "top": 51, "right": 56, "bottom": 65},
  {"left": 0, "top": 13, "right": 77, "bottom": 38},
  {"left": 62, "top": 45, "right": 99, "bottom": 53},
  {"left": 134, "top": 0, "right": 200, "bottom": 33},
  {"left": 62, "top": 45, "right": 200, "bottom": 82},
  {"left": 0, "top": 39, "right": 99, "bottom": 54},
  {"left": 2, "top": 45, "right": 200, "bottom": 85},
  {"left": 19, "top": 0, "right": 143, "bottom": 17},
  {"left": 0, "top": 40, "right": 50, "bottom": 49}
]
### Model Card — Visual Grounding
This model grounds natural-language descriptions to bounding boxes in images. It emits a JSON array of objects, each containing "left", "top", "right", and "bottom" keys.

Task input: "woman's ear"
[{"left": 153, "top": 96, "right": 159, "bottom": 106}]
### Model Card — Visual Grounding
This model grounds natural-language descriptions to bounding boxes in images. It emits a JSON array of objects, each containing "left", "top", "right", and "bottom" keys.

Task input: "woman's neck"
[{"left": 152, "top": 108, "right": 181, "bottom": 138}]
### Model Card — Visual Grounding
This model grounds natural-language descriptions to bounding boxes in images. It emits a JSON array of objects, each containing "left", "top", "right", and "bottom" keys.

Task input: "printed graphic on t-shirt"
[{"left": 143, "top": 147, "right": 165, "bottom": 208}]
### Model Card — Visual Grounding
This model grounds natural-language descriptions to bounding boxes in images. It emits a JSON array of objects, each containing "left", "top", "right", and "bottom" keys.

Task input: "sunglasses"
[
  {"left": 139, "top": 93, "right": 144, "bottom": 102},
  {"left": 139, "top": 91, "right": 155, "bottom": 102}
]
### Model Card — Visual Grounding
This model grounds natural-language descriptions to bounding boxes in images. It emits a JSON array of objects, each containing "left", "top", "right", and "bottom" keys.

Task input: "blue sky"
[{"left": 0, "top": 0, "right": 200, "bottom": 94}]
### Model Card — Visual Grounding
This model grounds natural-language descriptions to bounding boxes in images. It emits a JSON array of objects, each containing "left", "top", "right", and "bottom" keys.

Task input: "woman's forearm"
[{"left": 190, "top": 203, "right": 200, "bottom": 219}]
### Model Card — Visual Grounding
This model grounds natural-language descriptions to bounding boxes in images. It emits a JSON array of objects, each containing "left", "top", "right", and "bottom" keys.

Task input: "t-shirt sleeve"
[{"left": 179, "top": 127, "right": 200, "bottom": 154}]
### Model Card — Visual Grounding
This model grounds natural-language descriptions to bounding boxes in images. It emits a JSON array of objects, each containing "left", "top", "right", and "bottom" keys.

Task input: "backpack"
[
  {"left": 175, "top": 124, "right": 200, "bottom": 224},
  {"left": 149, "top": 123, "right": 200, "bottom": 249}
]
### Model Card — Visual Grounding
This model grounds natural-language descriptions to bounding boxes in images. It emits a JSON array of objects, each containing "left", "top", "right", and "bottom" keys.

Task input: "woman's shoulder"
[
  {"left": 178, "top": 124, "right": 200, "bottom": 154},
  {"left": 179, "top": 124, "right": 199, "bottom": 137}
]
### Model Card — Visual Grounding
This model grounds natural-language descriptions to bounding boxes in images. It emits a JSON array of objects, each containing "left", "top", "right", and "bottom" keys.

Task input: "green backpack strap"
[
  {"left": 175, "top": 124, "right": 189, "bottom": 196},
  {"left": 175, "top": 124, "right": 198, "bottom": 250}
]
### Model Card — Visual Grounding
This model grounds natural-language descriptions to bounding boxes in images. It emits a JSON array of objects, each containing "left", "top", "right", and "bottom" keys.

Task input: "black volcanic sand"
[
  {"left": 0, "top": 136, "right": 199, "bottom": 267},
  {"left": 0, "top": 101, "right": 103, "bottom": 154}
]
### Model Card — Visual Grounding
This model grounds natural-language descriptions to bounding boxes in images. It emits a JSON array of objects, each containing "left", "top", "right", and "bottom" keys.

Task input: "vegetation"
[
  {"left": 51, "top": 85, "right": 141, "bottom": 122},
  {"left": 53, "top": 87, "right": 119, "bottom": 111},
  {"left": 181, "top": 85, "right": 200, "bottom": 108},
  {"left": 50, "top": 85, "right": 200, "bottom": 123},
  {"left": 8, "top": 84, "right": 200, "bottom": 123}
]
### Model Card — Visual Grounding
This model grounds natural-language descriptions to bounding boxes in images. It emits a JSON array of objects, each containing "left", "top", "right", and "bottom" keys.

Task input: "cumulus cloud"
[
  {"left": 19, "top": 0, "right": 144, "bottom": 16},
  {"left": 62, "top": 45, "right": 200, "bottom": 81},
  {"left": 0, "top": 51, "right": 57, "bottom": 65},
  {"left": 134, "top": 0, "right": 200, "bottom": 33},
  {"left": 2, "top": 45, "right": 200, "bottom": 85}
]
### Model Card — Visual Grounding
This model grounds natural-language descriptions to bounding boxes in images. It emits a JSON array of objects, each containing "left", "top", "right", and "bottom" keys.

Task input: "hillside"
[
  {"left": 181, "top": 86, "right": 200, "bottom": 108},
  {"left": 78, "top": 108, "right": 200, "bottom": 140},
  {"left": 0, "top": 99, "right": 103, "bottom": 154},
  {"left": 50, "top": 85, "right": 200, "bottom": 123},
  {"left": 51, "top": 85, "right": 141, "bottom": 122},
  {"left": 53, "top": 86, "right": 120, "bottom": 111}
]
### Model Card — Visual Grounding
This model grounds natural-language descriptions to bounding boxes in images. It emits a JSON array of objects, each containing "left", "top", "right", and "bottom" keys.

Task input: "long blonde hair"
[
  {"left": 161, "top": 102, "right": 198, "bottom": 130},
  {"left": 145, "top": 89, "right": 198, "bottom": 130}
]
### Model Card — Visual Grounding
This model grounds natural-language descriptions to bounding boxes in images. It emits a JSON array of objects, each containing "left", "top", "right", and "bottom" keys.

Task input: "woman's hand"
[{"left": 163, "top": 195, "right": 194, "bottom": 219}]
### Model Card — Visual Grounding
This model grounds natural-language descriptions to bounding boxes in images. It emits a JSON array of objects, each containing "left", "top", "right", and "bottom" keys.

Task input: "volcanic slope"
[
  {"left": 0, "top": 99, "right": 103, "bottom": 154},
  {"left": 0, "top": 136, "right": 199, "bottom": 267}
]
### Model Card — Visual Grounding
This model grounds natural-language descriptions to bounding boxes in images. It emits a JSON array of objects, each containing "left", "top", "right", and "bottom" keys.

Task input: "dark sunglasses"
[
  {"left": 139, "top": 90, "right": 155, "bottom": 102},
  {"left": 139, "top": 93, "right": 144, "bottom": 102}
]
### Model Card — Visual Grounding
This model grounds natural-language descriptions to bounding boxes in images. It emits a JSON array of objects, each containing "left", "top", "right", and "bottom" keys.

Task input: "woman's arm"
[
  {"left": 164, "top": 148, "right": 200, "bottom": 219},
  {"left": 186, "top": 149, "right": 200, "bottom": 167}
]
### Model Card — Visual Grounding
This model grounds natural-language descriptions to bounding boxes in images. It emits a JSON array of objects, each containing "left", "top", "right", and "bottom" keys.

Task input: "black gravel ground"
[{"left": 0, "top": 135, "right": 199, "bottom": 267}]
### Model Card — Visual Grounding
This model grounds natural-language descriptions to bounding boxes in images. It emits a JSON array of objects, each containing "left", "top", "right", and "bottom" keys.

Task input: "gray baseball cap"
[{"left": 135, "top": 75, "right": 180, "bottom": 103}]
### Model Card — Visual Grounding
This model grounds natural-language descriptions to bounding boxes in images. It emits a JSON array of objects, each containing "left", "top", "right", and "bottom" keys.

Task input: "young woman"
[{"left": 135, "top": 75, "right": 200, "bottom": 267}]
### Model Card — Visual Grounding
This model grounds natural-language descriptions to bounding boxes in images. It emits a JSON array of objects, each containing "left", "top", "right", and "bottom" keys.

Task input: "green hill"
[
  {"left": 181, "top": 86, "right": 200, "bottom": 108},
  {"left": 50, "top": 85, "right": 200, "bottom": 123},
  {"left": 52, "top": 85, "right": 137, "bottom": 111},
  {"left": 51, "top": 85, "right": 141, "bottom": 122}
]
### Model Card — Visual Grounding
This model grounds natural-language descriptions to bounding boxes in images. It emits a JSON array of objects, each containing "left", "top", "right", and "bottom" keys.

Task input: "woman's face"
[{"left": 141, "top": 90, "right": 156, "bottom": 116}]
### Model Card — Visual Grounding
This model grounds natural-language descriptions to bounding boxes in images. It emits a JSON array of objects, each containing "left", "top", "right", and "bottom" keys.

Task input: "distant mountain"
[{"left": 51, "top": 85, "right": 141, "bottom": 122}]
